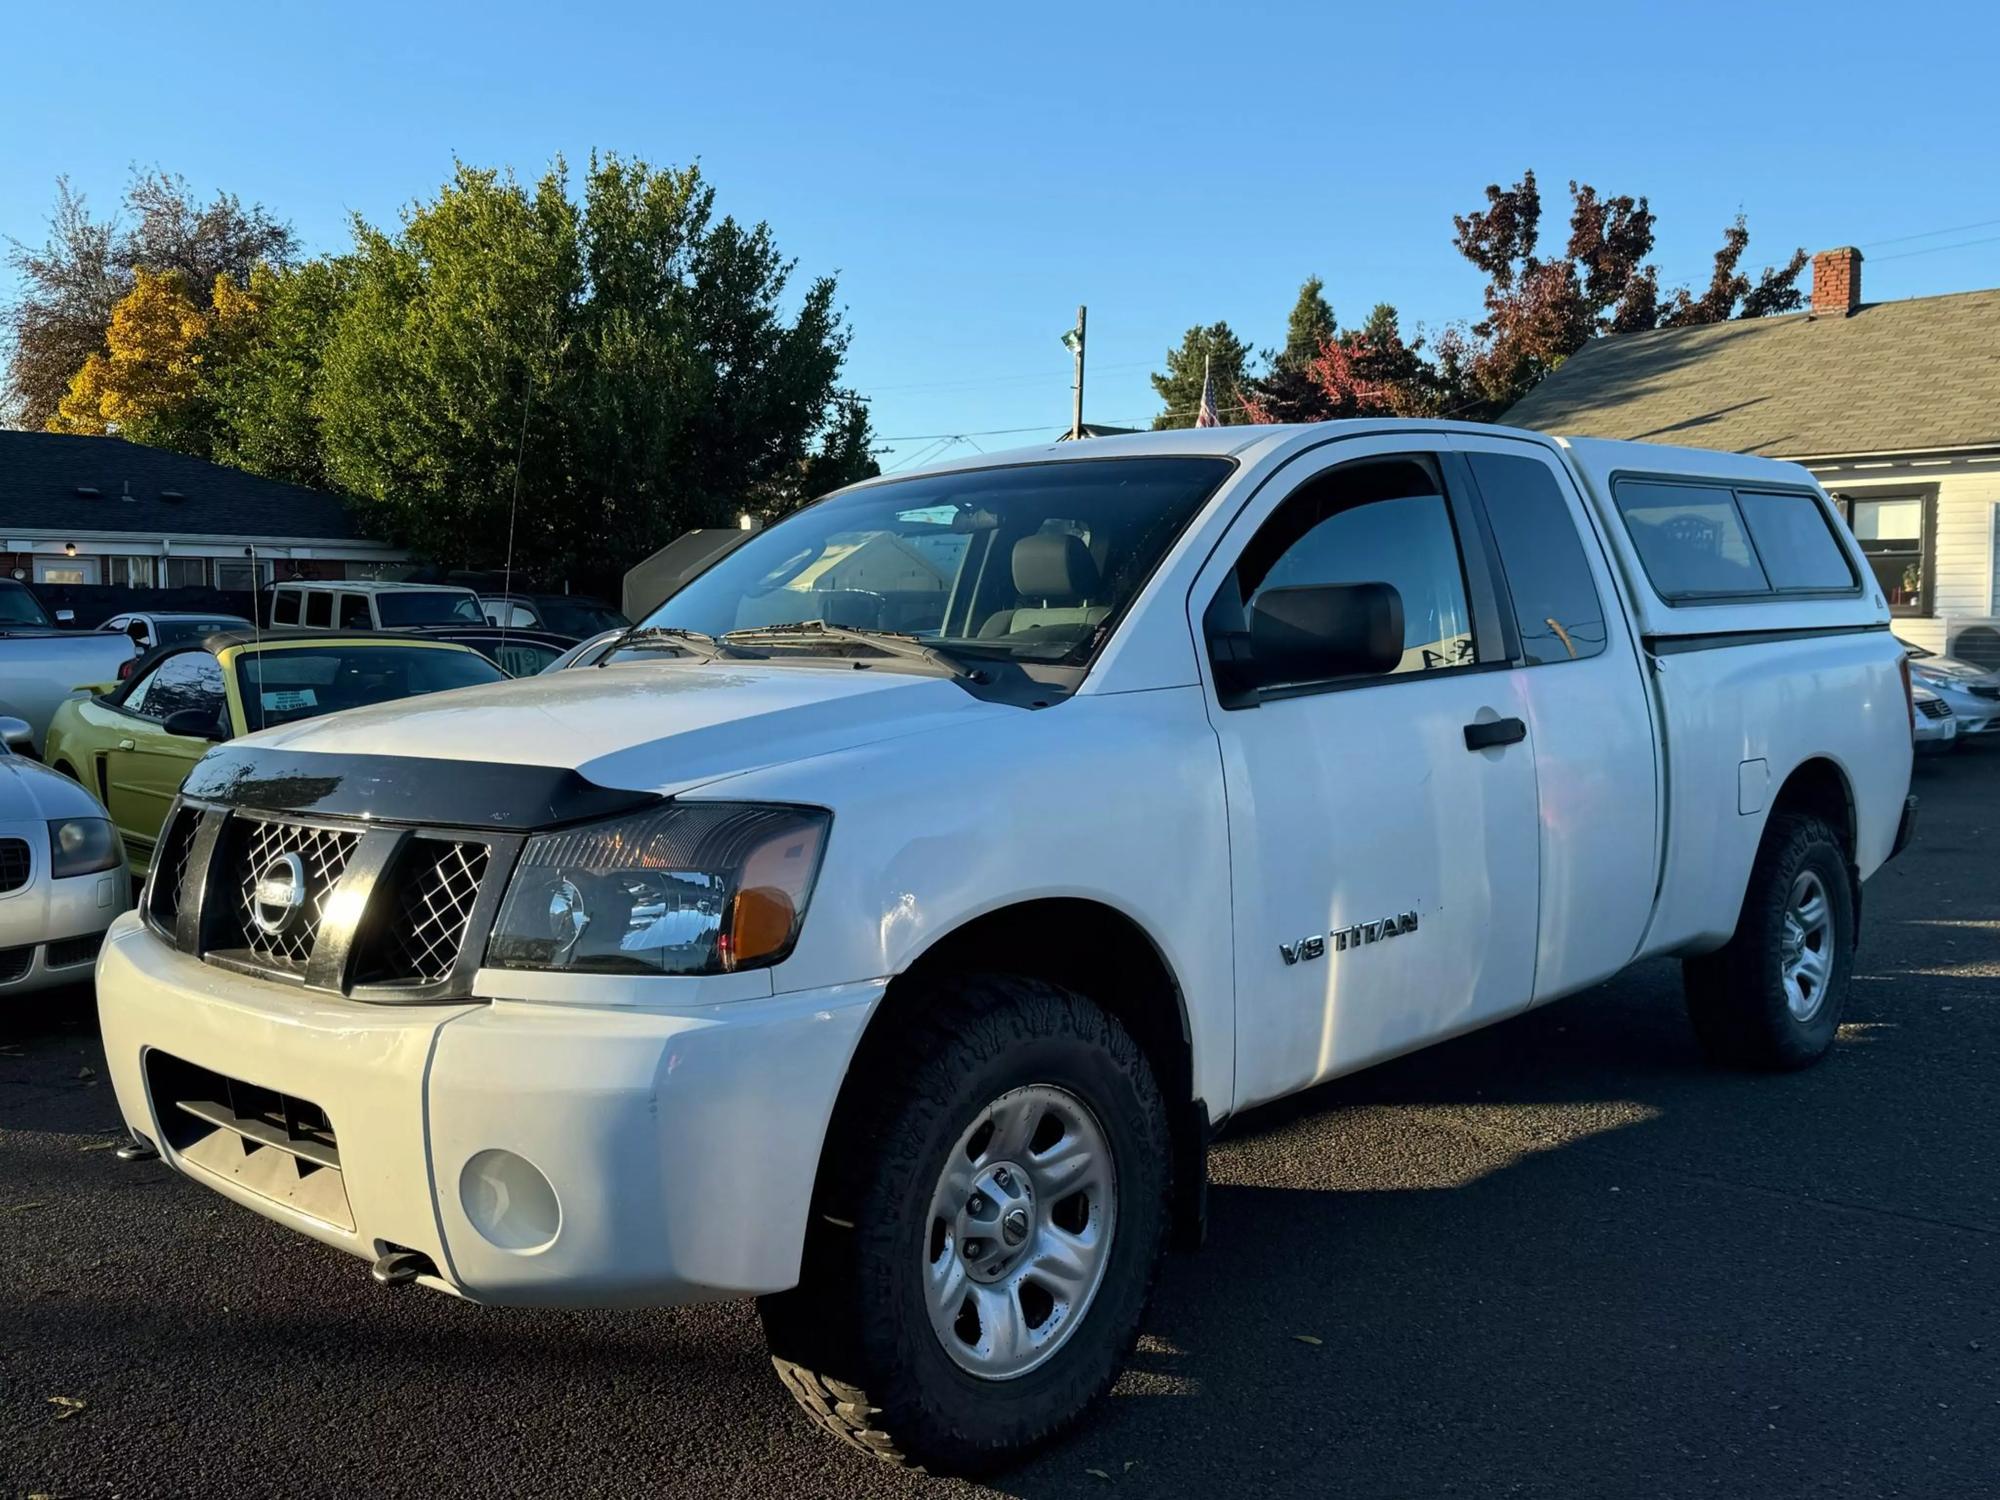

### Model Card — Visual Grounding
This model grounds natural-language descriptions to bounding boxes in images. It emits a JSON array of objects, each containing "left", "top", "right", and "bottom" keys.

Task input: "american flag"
[{"left": 1194, "top": 355, "right": 1220, "bottom": 427}]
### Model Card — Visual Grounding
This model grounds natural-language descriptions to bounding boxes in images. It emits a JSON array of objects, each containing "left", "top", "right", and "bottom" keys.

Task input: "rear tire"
[
  {"left": 759, "top": 973, "right": 1170, "bottom": 1474},
  {"left": 1683, "top": 813, "right": 1854, "bottom": 1070}
]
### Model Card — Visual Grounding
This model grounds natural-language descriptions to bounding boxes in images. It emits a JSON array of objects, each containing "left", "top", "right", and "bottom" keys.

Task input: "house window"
[
  {"left": 1840, "top": 492, "right": 1933, "bottom": 616},
  {"left": 214, "top": 559, "right": 274, "bottom": 594},
  {"left": 163, "top": 557, "right": 207, "bottom": 588},
  {"left": 105, "top": 555, "right": 157, "bottom": 588}
]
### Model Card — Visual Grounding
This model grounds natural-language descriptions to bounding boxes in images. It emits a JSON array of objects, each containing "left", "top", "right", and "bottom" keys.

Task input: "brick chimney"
[{"left": 1811, "top": 246, "right": 1863, "bottom": 317}]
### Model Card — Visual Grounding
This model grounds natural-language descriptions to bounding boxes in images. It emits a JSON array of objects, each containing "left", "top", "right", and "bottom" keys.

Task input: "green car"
[{"left": 44, "top": 629, "right": 506, "bottom": 874}]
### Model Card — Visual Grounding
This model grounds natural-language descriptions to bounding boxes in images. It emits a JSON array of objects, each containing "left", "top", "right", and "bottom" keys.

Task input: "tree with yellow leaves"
[{"left": 47, "top": 268, "right": 263, "bottom": 454}]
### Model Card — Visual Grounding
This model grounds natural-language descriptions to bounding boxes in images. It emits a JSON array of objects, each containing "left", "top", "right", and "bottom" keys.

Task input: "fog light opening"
[{"left": 459, "top": 1149, "right": 561, "bottom": 1252}]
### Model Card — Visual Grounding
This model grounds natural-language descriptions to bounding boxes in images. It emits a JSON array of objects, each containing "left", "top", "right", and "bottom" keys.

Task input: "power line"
[
  {"left": 1869, "top": 233, "right": 2000, "bottom": 263},
  {"left": 1858, "top": 217, "right": 2000, "bottom": 250}
]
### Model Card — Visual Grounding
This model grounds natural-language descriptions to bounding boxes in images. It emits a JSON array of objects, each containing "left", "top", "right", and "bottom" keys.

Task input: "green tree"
[
  {"left": 314, "top": 155, "right": 873, "bottom": 588},
  {"left": 207, "top": 259, "right": 353, "bottom": 488},
  {"left": 1278, "top": 276, "right": 1336, "bottom": 370},
  {"left": 1150, "top": 321, "right": 1252, "bottom": 428}
]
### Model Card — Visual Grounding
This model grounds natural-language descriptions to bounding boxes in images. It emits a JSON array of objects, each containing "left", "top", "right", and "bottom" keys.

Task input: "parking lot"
[{"left": 2, "top": 746, "right": 1994, "bottom": 1500}]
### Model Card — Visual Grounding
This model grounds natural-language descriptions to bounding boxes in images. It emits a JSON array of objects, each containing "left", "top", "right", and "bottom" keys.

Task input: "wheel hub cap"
[
  {"left": 1781, "top": 870, "right": 1834, "bottom": 1022},
  {"left": 922, "top": 1084, "right": 1117, "bottom": 1381}
]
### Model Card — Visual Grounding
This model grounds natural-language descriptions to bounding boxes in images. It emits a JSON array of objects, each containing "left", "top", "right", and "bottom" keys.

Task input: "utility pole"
[{"left": 1069, "top": 304, "right": 1087, "bottom": 440}]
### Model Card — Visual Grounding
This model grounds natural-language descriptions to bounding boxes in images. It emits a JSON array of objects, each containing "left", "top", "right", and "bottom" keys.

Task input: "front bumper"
[
  {"left": 97, "top": 913, "right": 882, "bottom": 1306},
  {"left": 0, "top": 828, "right": 128, "bottom": 996}
]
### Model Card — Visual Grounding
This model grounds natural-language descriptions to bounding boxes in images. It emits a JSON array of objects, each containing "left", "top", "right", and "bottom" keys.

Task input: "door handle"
[{"left": 1463, "top": 717, "right": 1526, "bottom": 752}]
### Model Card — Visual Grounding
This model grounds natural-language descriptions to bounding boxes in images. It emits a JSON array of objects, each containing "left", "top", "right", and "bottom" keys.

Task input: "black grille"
[
  {"left": 45, "top": 932, "right": 106, "bottom": 969},
  {"left": 0, "top": 838, "right": 29, "bottom": 894},
  {"left": 228, "top": 819, "right": 360, "bottom": 968},
  {"left": 354, "top": 838, "right": 490, "bottom": 987},
  {"left": 0, "top": 945, "right": 31, "bottom": 983},
  {"left": 1917, "top": 696, "right": 1952, "bottom": 720},
  {"left": 148, "top": 804, "right": 202, "bottom": 927}
]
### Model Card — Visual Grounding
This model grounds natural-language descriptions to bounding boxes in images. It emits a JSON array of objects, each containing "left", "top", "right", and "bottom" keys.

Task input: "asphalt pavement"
[{"left": 4, "top": 746, "right": 1996, "bottom": 1499}]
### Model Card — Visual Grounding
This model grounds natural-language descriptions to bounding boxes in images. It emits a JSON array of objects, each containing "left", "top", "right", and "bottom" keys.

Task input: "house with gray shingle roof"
[
  {"left": 1, "top": 431, "right": 408, "bottom": 594},
  {"left": 1507, "top": 248, "right": 2000, "bottom": 666}
]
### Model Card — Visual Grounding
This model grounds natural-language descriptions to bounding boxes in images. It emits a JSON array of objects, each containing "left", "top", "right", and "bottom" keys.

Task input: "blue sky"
[{"left": 5, "top": 0, "right": 1997, "bottom": 471}]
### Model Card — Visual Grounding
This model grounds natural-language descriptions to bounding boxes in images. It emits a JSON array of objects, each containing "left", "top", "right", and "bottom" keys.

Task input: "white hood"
[{"left": 237, "top": 658, "right": 1009, "bottom": 795}]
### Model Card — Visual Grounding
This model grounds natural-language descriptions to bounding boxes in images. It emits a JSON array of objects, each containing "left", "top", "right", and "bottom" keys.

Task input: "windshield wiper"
[
  {"left": 721, "top": 621, "right": 987, "bottom": 683},
  {"left": 593, "top": 626, "right": 737, "bottom": 664}
]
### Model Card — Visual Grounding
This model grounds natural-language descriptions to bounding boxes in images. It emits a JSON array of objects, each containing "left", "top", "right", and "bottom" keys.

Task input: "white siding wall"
[{"left": 1814, "top": 457, "right": 2000, "bottom": 656}]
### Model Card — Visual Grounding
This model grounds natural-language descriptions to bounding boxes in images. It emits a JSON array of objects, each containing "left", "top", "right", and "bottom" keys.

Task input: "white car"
[
  {"left": 95, "top": 421, "right": 1913, "bottom": 1473},
  {"left": 1900, "top": 638, "right": 2000, "bottom": 739},
  {"left": 99, "top": 611, "right": 252, "bottom": 654},
  {"left": 0, "top": 715, "right": 132, "bottom": 993},
  {"left": 1911, "top": 683, "right": 1958, "bottom": 753}
]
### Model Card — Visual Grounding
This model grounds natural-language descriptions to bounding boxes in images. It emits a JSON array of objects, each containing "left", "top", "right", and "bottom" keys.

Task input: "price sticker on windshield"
[{"left": 260, "top": 688, "right": 317, "bottom": 712}]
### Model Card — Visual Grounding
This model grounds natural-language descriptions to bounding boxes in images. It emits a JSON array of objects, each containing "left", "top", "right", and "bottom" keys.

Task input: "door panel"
[
  {"left": 1191, "top": 437, "right": 1542, "bottom": 1111},
  {"left": 1450, "top": 434, "right": 1659, "bottom": 1000}
]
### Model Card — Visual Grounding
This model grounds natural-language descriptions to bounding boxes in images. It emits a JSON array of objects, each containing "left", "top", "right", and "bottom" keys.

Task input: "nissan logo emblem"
[{"left": 250, "top": 852, "right": 308, "bottom": 937}]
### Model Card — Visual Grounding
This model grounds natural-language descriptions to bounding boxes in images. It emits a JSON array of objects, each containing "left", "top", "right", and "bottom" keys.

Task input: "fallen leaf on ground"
[
  {"left": 1293, "top": 1334, "right": 1323, "bottom": 1345},
  {"left": 48, "top": 1395, "right": 86, "bottom": 1420},
  {"left": 76, "top": 1064, "right": 96, "bottom": 1080},
  {"left": 1085, "top": 1470, "right": 1111, "bottom": 1482},
  {"left": 6, "top": 1202, "right": 48, "bottom": 1213}
]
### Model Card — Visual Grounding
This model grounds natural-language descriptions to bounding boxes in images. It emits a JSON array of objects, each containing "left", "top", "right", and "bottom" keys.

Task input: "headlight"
[
  {"left": 486, "top": 803, "right": 830, "bottom": 976},
  {"left": 48, "top": 817, "right": 122, "bottom": 879}
]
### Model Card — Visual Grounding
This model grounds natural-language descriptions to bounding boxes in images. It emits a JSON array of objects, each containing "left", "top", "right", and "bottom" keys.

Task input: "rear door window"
[
  {"left": 1735, "top": 491, "right": 1856, "bottom": 591},
  {"left": 1613, "top": 481, "right": 1769, "bottom": 599},
  {"left": 304, "top": 591, "right": 333, "bottom": 627},
  {"left": 338, "top": 593, "right": 371, "bottom": 629},
  {"left": 271, "top": 589, "right": 301, "bottom": 625},
  {"left": 1466, "top": 452, "right": 1607, "bottom": 664}
]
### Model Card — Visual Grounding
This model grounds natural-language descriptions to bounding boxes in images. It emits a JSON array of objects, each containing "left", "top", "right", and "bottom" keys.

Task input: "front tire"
[
  {"left": 1683, "top": 812, "right": 1855, "bottom": 1070},
  {"left": 759, "top": 973, "right": 1170, "bottom": 1474}
]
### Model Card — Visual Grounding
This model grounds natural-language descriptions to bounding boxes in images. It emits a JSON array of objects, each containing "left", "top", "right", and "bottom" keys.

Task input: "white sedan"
[{"left": 0, "top": 716, "right": 131, "bottom": 994}]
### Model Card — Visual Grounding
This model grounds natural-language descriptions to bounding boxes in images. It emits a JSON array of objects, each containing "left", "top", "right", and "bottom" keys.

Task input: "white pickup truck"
[{"left": 97, "top": 420, "right": 1914, "bottom": 1473}]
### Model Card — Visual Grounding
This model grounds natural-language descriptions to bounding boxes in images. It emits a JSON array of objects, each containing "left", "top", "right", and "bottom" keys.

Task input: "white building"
[
  {"left": 1507, "top": 247, "right": 2000, "bottom": 668},
  {"left": 1, "top": 431, "right": 407, "bottom": 595}
]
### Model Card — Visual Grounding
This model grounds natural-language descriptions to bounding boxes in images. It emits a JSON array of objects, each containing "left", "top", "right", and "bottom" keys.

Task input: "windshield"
[
  {"left": 375, "top": 590, "right": 486, "bottom": 626},
  {"left": 0, "top": 585, "right": 52, "bottom": 626},
  {"left": 154, "top": 617, "right": 249, "bottom": 647},
  {"left": 644, "top": 457, "right": 1233, "bottom": 665},
  {"left": 540, "top": 600, "right": 628, "bottom": 636},
  {"left": 235, "top": 644, "right": 505, "bottom": 731}
]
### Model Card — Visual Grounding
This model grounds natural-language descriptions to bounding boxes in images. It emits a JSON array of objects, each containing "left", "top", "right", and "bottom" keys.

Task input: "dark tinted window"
[
  {"left": 1614, "top": 481, "right": 1768, "bottom": 598},
  {"left": 1468, "top": 452, "right": 1607, "bottom": 664},
  {"left": 271, "top": 589, "right": 301, "bottom": 625},
  {"left": 128, "top": 650, "right": 226, "bottom": 726},
  {"left": 375, "top": 590, "right": 485, "bottom": 626},
  {"left": 540, "top": 600, "right": 627, "bottom": 636},
  {"left": 235, "top": 645, "right": 504, "bottom": 731},
  {"left": 1233, "top": 457, "right": 1477, "bottom": 678},
  {"left": 0, "top": 584, "right": 51, "bottom": 625},
  {"left": 153, "top": 617, "right": 247, "bottom": 648},
  {"left": 304, "top": 591, "right": 333, "bottom": 627},
  {"left": 338, "top": 594, "right": 371, "bottom": 629},
  {"left": 1736, "top": 490, "right": 1855, "bottom": 591}
]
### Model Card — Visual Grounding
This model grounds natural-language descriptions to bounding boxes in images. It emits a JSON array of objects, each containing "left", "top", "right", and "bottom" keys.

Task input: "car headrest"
[{"left": 1012, "top": 533, "right": 1101, "bottom": 602}]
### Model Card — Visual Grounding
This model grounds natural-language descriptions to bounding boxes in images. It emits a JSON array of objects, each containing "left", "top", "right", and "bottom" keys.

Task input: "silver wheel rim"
[
  {"left": 1780, "top": 870, "right": 1834, "bottom": 1022},
  {"left": 922, "top": 1084, "right": 1116, "bottom": 1381}
]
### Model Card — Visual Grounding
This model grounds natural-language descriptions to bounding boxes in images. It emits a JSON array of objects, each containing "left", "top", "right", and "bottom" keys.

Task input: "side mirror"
[
  {"left": 1213, "top": 582, "right": 1404, "bottom": 703},
  {"left": 127, "top": 620, "right": 151, "bottom": 646},
  {"left": 0, "top": 716, "right": 31, "bottom": 751},
  {"left": 54, "top": 608, "right": 75, "bottom": 624},
  {"left": 162, "top": 708, "right": 227, "bottom": 742}
]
